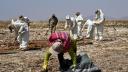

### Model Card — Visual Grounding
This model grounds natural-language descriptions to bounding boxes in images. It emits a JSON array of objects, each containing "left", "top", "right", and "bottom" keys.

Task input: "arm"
[
  {"left": 77, "top": 16, "right": 83, "bottom": 23},
  {"left": 94, "top": 16, "right": 105, "bottom": 24},
  {"left": 8, "top": 24, "right": 14, "bottom": 33},
  {"left": 72, "top": 20, "right": 76, "bottom": 30},
  {"left": 8, "top": 19, "right": 15, "bottom": 33},
  {"left": 18, "top": 25, "right": 25, "bottom": 35},
  {"left": 78, "top": 20, "right": 83, "bottom": 22},
  {"left": 48, "top": 18, "right": 51, "bottom": 24},
  {"left": 81, "top": 21, "right": 87, "bottom": 32},
  {"left": 68, "top": 46, "right": 77, "bottom": 67},
  {"left": 64, "top": 20, "right": 68, "bottom": 29},
  {"left": 42, "top": 49, "right": 52, "bottom": 70}
]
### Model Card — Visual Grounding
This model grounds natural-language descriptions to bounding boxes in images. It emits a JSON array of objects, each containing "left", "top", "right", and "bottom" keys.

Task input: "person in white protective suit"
[
  {"left": 10, "top": 16, "right": 29, "bottom": 50},
  {"left": 93, "top": 9, "right": 105, "bottom": 41},
  {"left": 75, "top": 12, "right": 83, "bottom": 39},
  {"left": 81, "top": 19, "right": 95, "bottom": 39},
  {"left": 65, "top": 15, "right": 78, "bottom": 40},
  {"left": 24, "top": 17, "right": 31, "bottom": 26}
]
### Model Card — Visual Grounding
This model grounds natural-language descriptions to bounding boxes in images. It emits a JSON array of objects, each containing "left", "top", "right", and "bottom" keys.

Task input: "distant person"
[
  {"left": 93, "top": 9, "right": 105, "bottom": 41},
  {"left": 8, "top": 15, "right": 29, "bottom": 50},
  {"left": 42, "top": 32, "right": 77, "bottom": 72},
  {"left": 65, "top": 15, "right": 78, "bottom": 40},
  {"left": 75, "top": 12, "right": 83, "bottom": 39},
  {"left": 82, "top": 19, "right": 95, "bottom": 39},
  {"left": 24, "top": 16, "right": 31, "bottom": 26},
  {"left": 45, "top": 14, "right": 58, "bottom": 35}
]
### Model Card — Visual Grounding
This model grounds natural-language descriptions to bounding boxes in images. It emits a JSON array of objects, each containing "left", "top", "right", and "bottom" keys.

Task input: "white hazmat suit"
[
  {"left": 94, "top": 9, "right": 105, "bottom": 41},
  {"left": 82, "top": 19, "right": 94, "bottom": 39},
  {"left": 11, "top": 19, "right": 29, "bottom": 50},
  {"left": 65, "top": 15, "right": 78, "bottom": 40},
  {"left": 24, "top": 17, "right": 30, "bottom": 26},
  {"left": 75, "top": 14, "right": 83, "bottom": 38}
]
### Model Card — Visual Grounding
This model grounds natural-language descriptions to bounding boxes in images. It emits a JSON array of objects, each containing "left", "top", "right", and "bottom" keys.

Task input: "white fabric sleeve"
[{"left": 64, "top": 20, "right": 68, "bottom": 29}]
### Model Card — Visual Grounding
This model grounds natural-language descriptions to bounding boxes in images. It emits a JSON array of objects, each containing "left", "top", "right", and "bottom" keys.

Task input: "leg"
[
  {"left": 58, "top": 53, "right": 65, "bottom": 69},
  {"left": 17, "top": 35, "right": 22, "bottom": 49},
  {"left": 20, "top": 32, "right": 29, "bottom": 50},
  {"left": 98, "top": 24, "right": 104, "bottom": 40},
  {"left": 71, "top": 40, "right": 77, "bottom": 54},
  {"left": 53, "top": 25, "right": 56, "bottom": 33},
  {"left": 72, "top": 40, "right": 77, "bottom": 54},
  {"left": 90, "top": 25, "right": 94, "bottom": 39},
  {"left": 42, "top": 51, "right": 52, "bottom": 71},
  {"left": 77, "top": 24, "right": 81, "bottom": 37},
  {"left": 72, "top": 27, "right": 78, "bottom": 40},
  {"left": 86, "top": 25, "right": 92, "bottom": 38},
  {"left": 51, "top": 24, "right": 55, "bottom": 34},
  {"left": 95, "top": 25, "right": 99, "bottom": 40},
  {"left": 51, "top": 26, "right": 53, "bottom": 34}
]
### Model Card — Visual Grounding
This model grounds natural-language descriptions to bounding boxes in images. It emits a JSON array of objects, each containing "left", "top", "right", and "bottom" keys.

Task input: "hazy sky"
[{"left": 0, "top": 0, "right": 128, "bottom": 20}]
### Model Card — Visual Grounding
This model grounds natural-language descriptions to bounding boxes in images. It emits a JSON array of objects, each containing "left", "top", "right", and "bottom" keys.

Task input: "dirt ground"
[{"left": 0, "top": 27, "right": 128, "bottom": 72}]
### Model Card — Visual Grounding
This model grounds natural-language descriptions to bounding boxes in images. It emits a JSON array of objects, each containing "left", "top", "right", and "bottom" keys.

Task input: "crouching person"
[
  {"left": 9, "top": 16, "right": 29, "bottom": 51},
  {"left": 42, "top": 32, "right": 77, "bottom": 72}
]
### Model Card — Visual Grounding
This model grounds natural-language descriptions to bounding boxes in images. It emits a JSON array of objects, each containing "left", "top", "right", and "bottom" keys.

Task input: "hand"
[
  {"left": 41, "top": 65, "right": 48, "bottom": 72},
  {"left": 19, "top": 31, "right": 25, "bottom": 35},
  {"left": 43, "top": 64, "right": 47, "bottom": 70},
  {"left": 18, "top": 31, "right": 22, "bottom": 35},
  {"left": 70, "top": 64, "right": 76, "bottom": 71},
  {"left": 21, "top": 31, "right": 25, "bottom": 34},
  {"left": 41, "top": 69, "right": 48, "bottom": 72}
]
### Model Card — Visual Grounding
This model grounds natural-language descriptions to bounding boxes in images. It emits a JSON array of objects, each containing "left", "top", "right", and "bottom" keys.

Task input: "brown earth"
[{"left": 0, "top": 27, "right": 128, "bottom": 72}]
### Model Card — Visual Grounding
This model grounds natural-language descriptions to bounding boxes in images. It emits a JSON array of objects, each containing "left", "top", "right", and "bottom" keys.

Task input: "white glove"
[{"left": 70, "top": 64, "right": 77, "bottom": 71}]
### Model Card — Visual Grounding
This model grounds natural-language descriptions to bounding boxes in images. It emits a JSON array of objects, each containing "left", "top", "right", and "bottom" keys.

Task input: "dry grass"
[
  {"left": 0, "top": 20, "right": 10, "bottom": 29},
  {"left": 105, "top": 20, "right": 128, "bottom": 27},
  {"left": 0, "top": 20, "right": 128, "bottom": 29},
  {"left": 0, "top": 20, "right": 128, "bottom": 72}
]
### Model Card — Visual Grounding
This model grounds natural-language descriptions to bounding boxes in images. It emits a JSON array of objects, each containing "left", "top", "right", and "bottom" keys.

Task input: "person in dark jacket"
[{"left": 45, "top": 14, "right": 58, "bottom": 35}]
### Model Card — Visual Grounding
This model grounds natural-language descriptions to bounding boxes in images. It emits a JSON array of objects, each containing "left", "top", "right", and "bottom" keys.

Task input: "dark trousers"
[{"left": 58, "top": 53, "right": 65, "bottom": 68}]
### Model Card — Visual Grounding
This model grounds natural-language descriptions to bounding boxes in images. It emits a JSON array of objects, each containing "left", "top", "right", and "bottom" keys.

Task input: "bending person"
[
  {"left": 65, "top": 15, "right": 78, "bottom": 40},
  {"left": 8, "top": 15, "right": 29, "bottom": 50},
  {"left": 82, "top": 19, "right": 95, "bottom": 39},
  {"left": 42, "top": 32, "right": 77, "bottom": 72}
]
